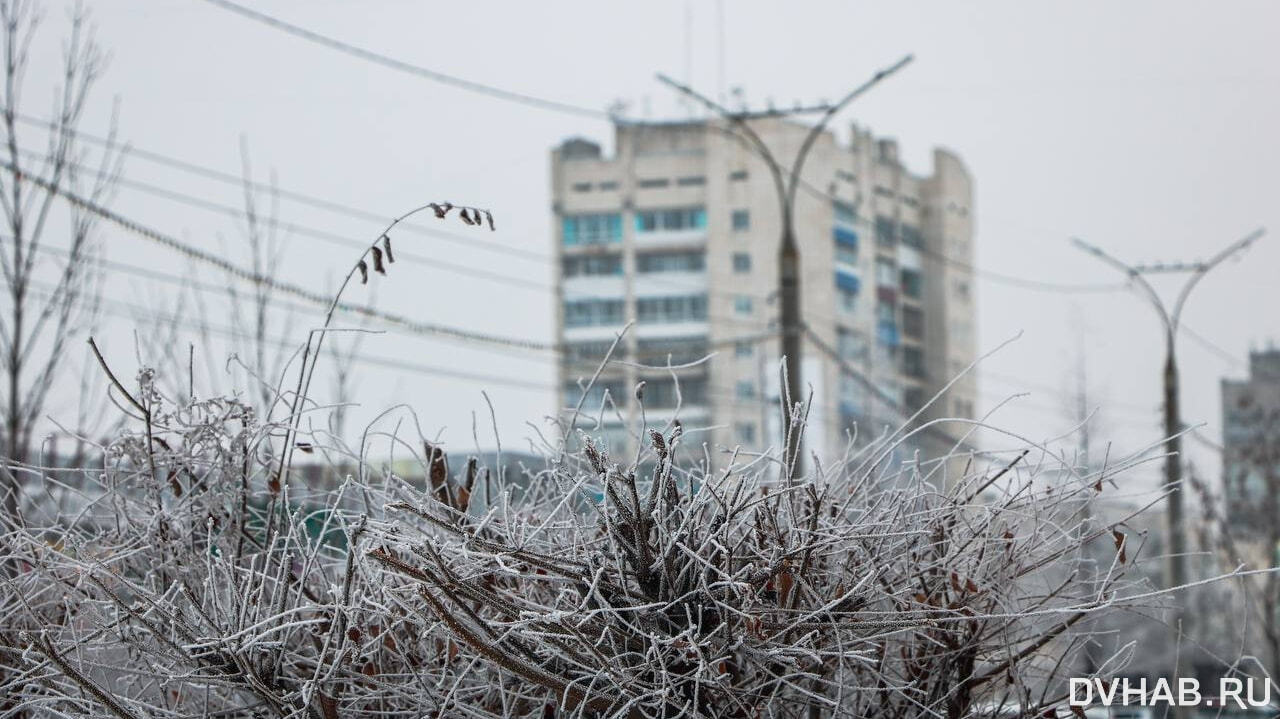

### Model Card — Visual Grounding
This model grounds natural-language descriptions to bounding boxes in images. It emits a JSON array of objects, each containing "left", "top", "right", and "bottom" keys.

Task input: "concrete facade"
[
  {"left": 551, "top": 118, "right": 976, "bottom": 469},
  {"left": 1221, "top": 349, "right": 1280, "bottom": 535}
]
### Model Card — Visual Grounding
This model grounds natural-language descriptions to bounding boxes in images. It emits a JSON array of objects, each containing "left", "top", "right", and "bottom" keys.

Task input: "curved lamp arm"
[
  {"left": 1170, "top": 227, "right": 1264, "bottom": 333},
  {"left": 655, "top": 73, "right": 790, "bottom": 227},
  {"left": 786, "top": 55, "right": 914, "bottom": 215},
  {"left": 1071, "top": 235, "right": 1172, "bottom": 334}
]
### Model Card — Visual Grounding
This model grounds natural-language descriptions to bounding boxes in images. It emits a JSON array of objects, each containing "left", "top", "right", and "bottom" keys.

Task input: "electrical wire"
[
  {"left": 0, "top": 161, "right": 559, "bottom": 352},
  {"left": 197, "top": 0, "right": 613, "bottom": 120}
]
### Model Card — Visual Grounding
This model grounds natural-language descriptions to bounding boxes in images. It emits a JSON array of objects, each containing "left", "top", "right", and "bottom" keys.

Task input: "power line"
[
  {"left": 15, "top": 112, "right": 1120, "bottom": 303},
  {"left": 7, "top": 233, "right": 786, "bottom": 377},
  {"left": 7, "top": 142, "right": 783, "bottom": 332},
  {"left": 197, "top": 0, "right": 612, "bottom": 120},
  {"left": 12, "top": 111, "right": 554, "bottom": 265},
  {"left": 22, "top": 280, "right": 555, "bottom": 393},
  {"left": 8, "top": 143, "right": 553, "bottom": 293},
  {"left": 1, "top": 161, "right": 558, "bottom": 352}
]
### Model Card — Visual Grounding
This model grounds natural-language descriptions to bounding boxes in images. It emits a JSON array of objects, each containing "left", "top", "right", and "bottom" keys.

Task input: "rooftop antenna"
[
  {"left": 682, "top": 0, "right": 694, "bottom": 118},
  {"left": 716, "top": 0, "right": 727, "bottom": 105}
]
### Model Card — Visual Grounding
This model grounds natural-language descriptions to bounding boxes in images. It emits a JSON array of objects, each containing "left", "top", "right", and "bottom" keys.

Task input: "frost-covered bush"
[{"left": 0, "top": 359, "right": 1170, "bottom": 719}]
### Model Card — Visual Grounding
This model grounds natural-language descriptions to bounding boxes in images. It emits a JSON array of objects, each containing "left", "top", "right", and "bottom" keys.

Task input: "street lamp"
[
  {"left": 657, "top": 55, "right": 913, "bottom": 477},
  {"left": 1071, "top": 227, "right": 1264, "bottom": 604}
]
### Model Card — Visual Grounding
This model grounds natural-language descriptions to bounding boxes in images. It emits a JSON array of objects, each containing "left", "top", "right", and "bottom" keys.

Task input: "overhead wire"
[
  {"left": 0, "top": 160, "right": 558, "bottom": 352},
  {"left": 196, "top": 0, "right": 613, "bottom": 120},
  {"left": 14, "top": 114, "right": 1243, "bottom": 412}
]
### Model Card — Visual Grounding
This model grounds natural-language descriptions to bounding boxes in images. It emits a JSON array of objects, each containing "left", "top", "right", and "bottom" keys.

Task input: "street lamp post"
[
  {"left": 658, "top": 55, "right": 912, "bottom": 477},
  {"left": 1072, "top": 228, "right": 1264, "bottom": 607}
]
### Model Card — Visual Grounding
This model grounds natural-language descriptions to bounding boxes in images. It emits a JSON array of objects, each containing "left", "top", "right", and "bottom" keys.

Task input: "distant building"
[
  {"left": 1221, "top": 349, "right": 1280, "bottom": 534},
  {"left": 550, "top": 118, "right": 976, "bottom": 466}
]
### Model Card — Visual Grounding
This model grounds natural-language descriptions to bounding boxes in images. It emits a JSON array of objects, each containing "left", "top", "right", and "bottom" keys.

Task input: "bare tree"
[{"left": 0, "top": 0, "right": 121, "bottom": 521}]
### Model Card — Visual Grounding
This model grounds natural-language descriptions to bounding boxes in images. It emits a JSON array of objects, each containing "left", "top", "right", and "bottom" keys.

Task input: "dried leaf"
[
  {"left": 371, "top": 246, "right": 386, "bottom": 274},
  {"left": 295, "top": 441, "right": 314, "bottom": 454},
  {"left": 381, "top": 234, "right": 395, "bottom": 263},
  {"left": 460, "top": 208, "right": 475, "bottom": 226},
  {"left": 777, "top": 568, "right": 793, "bottom": 604},
  {"left": 950, "top": 571, "right": 961, "bottom": 592},
  {"left": 965, "top": 577, "right": 978, "bottom": 593},
  {"left": 425, "top": 442, "right": 449, "bottom": 493},
  {"left": 1113, "top": 529, "right": 1127, "bottom": 564},
  {"left": 357, "top": 260, "right": 368, "bottom": 284},
  {"left": 484, "top": 210, "right": 495, "bottom": 231},
  {"left": 1094, "top": 478, "right": 1103, "bottom": 492}
]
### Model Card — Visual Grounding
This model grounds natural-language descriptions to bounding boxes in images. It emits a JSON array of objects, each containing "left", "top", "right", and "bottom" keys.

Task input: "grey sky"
[{"left": 17, "top": 1, "right": 1280, "bottom": 485}]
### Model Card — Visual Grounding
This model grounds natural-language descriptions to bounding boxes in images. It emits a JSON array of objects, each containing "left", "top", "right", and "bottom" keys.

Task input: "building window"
[
  {"left": 734, "top": 295, "right": 753, "bottom": 315},
  {"left": 838, "top": 288, "right": 858, "bottom": 314},
  {"left": 900, "top": 224, "right": 923, "bottom": 249},
  {"left": 875, "top": 258, "right": 897, "bottom": 287},
  {"left": 875, "top": 216, "right": 896, "bottom": 248},
  {"left": 904, "top": 387, "right": 926, "bottom": 411},
  {"left": 876, "top": 299, "right": 896, "bottom": 323},
  {"left": 563, "top": 299, "right": 625, "bottom": 328},
  {"left": 877, "top": 320, "right": 899, "bottom": 349},
  {"left": 735, "top": 422, "right": 756, "bottom": 444},
  {"left": 902, "top": 306, "right": 924, "bottom": 339},
  {"left": 903, "top": 346, "right": 925, "bottom": 378},
  {"left": 636, "top": 295, "right": 708, "bottom": 324},
  {"left": 732, "top": 252, "right": 752, "bottom": 273},
  {"left": 837, "top": 327, "right": 866, "bottom": 360},
  {"left": 901, "top": 268, "right": 922, "bottom": 299},
  {"left": 562, "top": 254, "right": 622, "bottom": 278},
  {"left": 566, "top": 340, "right": 615, "bottom": 362},
  {"left": 676, "top": 175, "right": 706, "bottom": 187},
  {"left": 834, "top": 225, "right": 858, "bottom": 261},
  {"left": 636, "top": 251, "right": 705, "bottom": 273},
  {"left": 836, "top": 245, "right": 858, "bottom": 266},
  {"left": 644, "top": 377, "right": 708, "bottom": 407},
  {"left": 571, "top": 182, "right": 592, "bottom": 193},
  {"left": 638, "top": 178, "right": 670, "bottom": 189},
  {"left": 735, "top": 380, "right": 756, "bottom": 399},
  {"left": 635, "top": 207, "right": 707, "bottom": 233},
  {"left": 835, "top": 271, "right": 860, "bottom": 315},
  {"left": 598, "top": 180, "right": 619, "bottom": 191},
  {"left": 735, "top": 340, "right": 754, "bottom": 358},
  {"left": 563, "top": 213, "right": 622, "bottom": 246},
  {"left": 636, "top": 337, "right": 708, "bottom": 365},
  {"left": 563, "top": 380, "right": 627, "bottom": 408},
  {"left": 834, "top": 200, "right": 857, "bottom": 226},
  {"left": 729, "top": 169, "right": 748, "bottom": 182},
  {"left": 732, "top": 209, "right": 750, "bottom": 231}
]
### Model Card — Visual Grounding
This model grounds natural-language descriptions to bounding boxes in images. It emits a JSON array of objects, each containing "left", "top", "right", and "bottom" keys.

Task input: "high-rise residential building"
[
  {"left": 551, "top": 118, "right": 976, "bottom": 466},
  {"left": 1221, "top": 349, "right": 1280, "bottom": 534}
]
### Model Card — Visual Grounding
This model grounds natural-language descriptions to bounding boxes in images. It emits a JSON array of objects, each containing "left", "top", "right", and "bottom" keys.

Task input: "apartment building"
[
  {"left": 551, "top": 117, "right": 976, "bottom": 466},
  {"left": 1221, "top": 348, "right": 1280, "bottom": 536}
]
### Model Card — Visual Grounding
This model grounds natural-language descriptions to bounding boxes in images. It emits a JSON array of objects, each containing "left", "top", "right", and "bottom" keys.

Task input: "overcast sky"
[{"left": 16, "top": 1, "right": 1280, "bottom": 487}]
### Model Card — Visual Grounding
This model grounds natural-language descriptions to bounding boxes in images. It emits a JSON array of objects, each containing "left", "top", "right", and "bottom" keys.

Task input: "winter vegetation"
[
  {"left": 2, "top": 3, "right": 1277, "bottom": 718},
  {"left": 1, "top": 329, "right": 1178, "bottom": 718}
]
